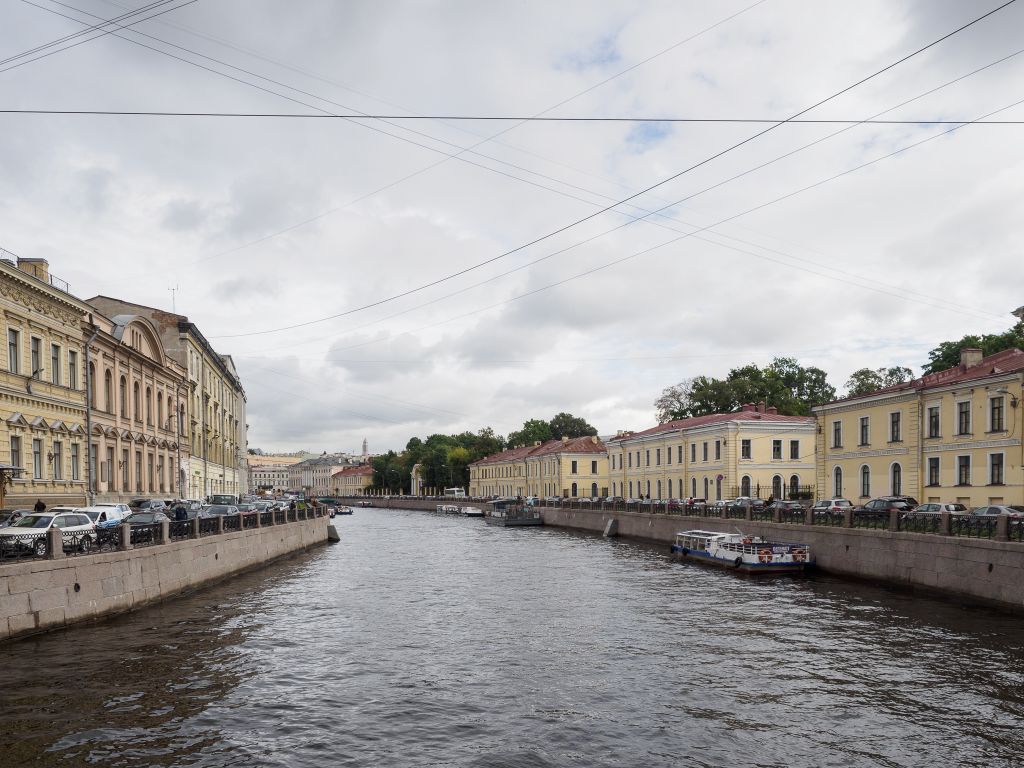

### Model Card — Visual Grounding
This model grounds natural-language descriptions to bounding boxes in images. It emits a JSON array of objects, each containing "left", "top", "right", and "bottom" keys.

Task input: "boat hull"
[
  {"left": 484, "top": 516, "right": 543, "bottom": 527},
  {"left": 670, "top": 544, "right": 812, "bottom": 574}
]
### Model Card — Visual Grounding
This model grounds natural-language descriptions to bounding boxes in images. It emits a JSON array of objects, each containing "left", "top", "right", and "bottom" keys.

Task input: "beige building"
[
  {"left": 815, "top": 348, "right": 1024, "bottom": 506},
  {"left": 85, "top": 309, "right": 190, "bottom": 501},
  {"left": 87, "top": 297, "right": 246, "bottom": 501},
  {"left": 332, "top": 464, "right": 374, "bottom": 496},
  {"left": 0, "top": 257, "right": 92, "bottom": 508},
  {"left": 606, "top": 404, "right": 817, "bottom": 502},
  {"left": 469, "top": 436, "right": 609, "bottom": 499}
]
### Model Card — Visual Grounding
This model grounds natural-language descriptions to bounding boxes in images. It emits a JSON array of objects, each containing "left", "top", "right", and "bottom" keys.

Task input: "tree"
[
  {"left": 506, "top": 419, "right": 552, "bottom": 448},
  {"left": 548, "top": 412, "right": 597, "bottom": 439},
  {"left": 844, "top": 366, "right": 914, "bottom": 397},
  {"left": 654, "top": 379, "right": 694, "bottom": 422},
  {"left": 923, "top": 319, "right": 1024, "bottom": 374}
]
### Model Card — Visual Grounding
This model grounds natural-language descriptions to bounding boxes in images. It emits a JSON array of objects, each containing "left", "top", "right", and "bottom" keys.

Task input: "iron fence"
[
  {"left": 779, "top": 508, "right": 806, "bottom": 525},
  {"left": 813, "top": 512, "right": 846, "bottom": 527},
  {"left": 260, "top": 511, "right": 273, "bottom": 527},
  {"left": 275, "top": 510, "right": 286, "bottom": 525},
  {"left": 223, "top": 515, "right": 241, "bottom": 532},
  {"left": 199, "top": 517, "right": 220, "bottom": 537},
  {"left": 130, "top": 524, "right": 162, "bottom": 548},
  {"left": 169, "top": 520, "right": 192, "bottom": 541},
  {"left": 242, "top": 514, "right": 258, "bottom": 530},
  {"left": 0, "top": 532, "right": 49, "bottom": 560},
  {"left": 900, "top": 514, "right": 942, "bottom": 535},
  {"left": 1010, "top": 521, "right": 1024, "bottom": 543},
  {"left": 852, "top": 511, "right": 890, "bottom": 530},
  {"left": 96, "top": 526, "right": 122, "bottom": 551},
  {"left": 751, "top": 508, "right": 773, "bottom": 522},
  {"left": 951, "top": 516, "right": 998, "bottom": 539}
]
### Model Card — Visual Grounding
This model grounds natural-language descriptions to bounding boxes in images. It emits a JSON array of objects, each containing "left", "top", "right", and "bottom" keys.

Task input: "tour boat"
[
  {"left": 670, "top": 529, "right": 812, "bottom": 574},
  {"left": 436, "top": 504, "right": 462, "bottom": 514},
  {"left": 336, "top": 506, "right": 353, "bottom": 515},
  {"left": 461, "top": 506, "right": 484, "bottom": 517}
]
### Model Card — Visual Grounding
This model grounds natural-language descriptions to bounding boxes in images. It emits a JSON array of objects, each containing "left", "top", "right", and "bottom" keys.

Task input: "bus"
[{"left": 444, "top": 487, "right": 466, "bottom": 498}]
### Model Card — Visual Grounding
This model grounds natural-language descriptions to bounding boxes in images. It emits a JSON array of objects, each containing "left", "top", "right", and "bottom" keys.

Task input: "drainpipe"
[{"left": 83, "top": 315, "right": 100, "bottom": 506}]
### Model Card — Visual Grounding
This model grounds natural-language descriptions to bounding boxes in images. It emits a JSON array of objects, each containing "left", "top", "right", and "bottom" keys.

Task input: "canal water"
[{"left": 4, "top": 507, "right": 1024, "bottom": 767}]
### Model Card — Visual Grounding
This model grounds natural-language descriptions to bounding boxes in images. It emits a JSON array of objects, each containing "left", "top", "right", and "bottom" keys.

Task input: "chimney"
[
  {"left": 757, "top": 401, "right": 767, "bottom": 414},
  {"left": 741, "top": 403, "right": 756, "bottom": 412},
  {"left": 591, "top": 435, "right": 598, "bottom": 444},
  {"left": 766, "top": 406, "right": 778, "bottom": 415},
  {"left": 17, "top": 258, "right": 49, "bottom": 283},
  {"left": 562, "top": 436, "right": 569, "bottom": 444},
  {"left": 533, "top": 440, "right": 542, "bottom": 446},
  {"left": 960, "top": 348, "right": 983, "bottom": 368}
]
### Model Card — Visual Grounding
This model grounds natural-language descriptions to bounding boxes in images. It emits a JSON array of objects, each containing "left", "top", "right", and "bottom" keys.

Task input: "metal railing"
[
  {"left": 779, "top": 508, "right": 806, "bottom": 525},
  {"left": 950, "top": 516, "right": 998, "bottom": 540},
  {"left": 199, "top": 517, "right": 220, "bottom": 537},
  {"left": 812, "top": 512, "right": 846, "bottom": 527},
  {"left": 169, "top": 520, "right": 192, "bottom": 541},
  {"left": 0, "top": 532, "right": 51, "bottom": 561},
  {"left": 130, "top": 524, "right": 162, "bottom": 548},
  {"left": 900, "top": 514, "right": 942, "bottom": 535},
  {"left": 852, "top": 511, "right": 890, "bottom": 530},
  {"left": 260, "top": 511, "right": 273, "bottom": 527},
  {"left": 223, "top": 515, "right": 241, "bottom": 532}
]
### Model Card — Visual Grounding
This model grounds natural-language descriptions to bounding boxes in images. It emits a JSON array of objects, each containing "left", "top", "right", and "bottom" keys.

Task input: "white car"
[
  {"left": 77, "top": 505, "right": 130, "bottom": 528},
  {"left": 0, "top": 511, "right": 97, "bottom": 557},
  {"left": 92, "top": 502, "right": 132, "bottom": 516}
]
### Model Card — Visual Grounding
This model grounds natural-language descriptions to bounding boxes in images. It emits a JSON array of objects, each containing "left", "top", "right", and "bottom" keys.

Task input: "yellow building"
[
  {"left": 469, "top": 436, "right": 609, "bottom": 499},
  {"left": 0, "top": 258, "right": 93, "bottom": 508},
  {"left": 332, "top": 464, "right": 374, "bottom": 496},
  {"left": 814, "top": 348, "right": 1024, "bottom": 506},
  {"left": 606, "top": 403, "right": 816, "bottom": 501}
]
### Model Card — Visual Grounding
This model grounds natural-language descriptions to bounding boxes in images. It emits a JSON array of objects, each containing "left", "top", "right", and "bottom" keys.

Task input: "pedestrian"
[
  {"left": 33, "top": 498, "right": 45, "bottom": 513},
  {"left": 174, "top": 501, "right": 187, "bottom": 522}
]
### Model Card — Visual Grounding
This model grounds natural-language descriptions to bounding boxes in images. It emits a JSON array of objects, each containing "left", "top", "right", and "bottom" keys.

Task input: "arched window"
[
  {"left": 790, "top": 474, "right": 799, "bottom": 497},
  {"left": 834, "top": 467, "right": 843, "bottom": 498},
  {"left": 119, "top": 376, "right": 127, "bottom": 417},
  {"left": 571, "top": 482, "right": 578, "bottom": 497},
  {"left": 133, "top": 382, "right": 141, "bottom": 421},
  {"left": 157, "top": 392, "right": 163, "bottom": 428},
  {"left": 104, "top": 369, "right": 113, "bottom": 413},
  {"left": 591, "top": 482, "right": 598, "bottom": 498},
  {"left": 178, "top": 405, "right": 185, "bottom": 435},
  {"left": 703, "top": 477, "right": 709, "bottom": 498},
  {"left": 741, "top": 475, "right": 751, "bottom": 496},
  {"left": 860, "top": 465, "right": 871, "bottom": 498},
  {"left": 145, "top": 387, "right": 152, "bottom": 424},
  {"left": 646, "top": 480, "right": 651, "bottom": 497},
  {"left": 772, "top": 475, "right": 783, "bottom": 499},
  {"left": 891, "top": 463, "right": 902, "bottom": 496},
  {"left": 679, "top": 478, "right": 684, "bottom": 498},
  {"left": 656, "top": 480, "right": 662, "bottom": 499}
]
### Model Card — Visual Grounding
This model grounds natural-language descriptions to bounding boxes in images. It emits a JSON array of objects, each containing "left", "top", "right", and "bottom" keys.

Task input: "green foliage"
[
  {"left": 923, "top": 320, "right": 1024, "bottom": 374},
  {"left": 654, "top": 357, "right": 836, "bottom": 419},
  {"left": 844, "top": 366, "right": 914, "bottom": 397},
  {"left": 548, "top": 412, "right": 597, "bottom": 439},
  {"left": 506, "top": 418, "right": 552, "bottom": 448}
]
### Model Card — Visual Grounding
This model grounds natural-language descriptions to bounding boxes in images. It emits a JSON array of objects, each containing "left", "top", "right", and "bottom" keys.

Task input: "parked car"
[
  {"left": 125, "top": 511, "right": 171, "bottom": 525},
  {"left": 972, "top": 505, "right": 1024, "bottom": 519},
  {"left": 0, "top": 511, "right": 97, "bottom": 557},
  {"left": 202, "top": 505, "right": 240, "bottom": 517},
  {"left": 855, "top": 496, "right": 919, "bottom": 514},
  {"left": 236, "top": 503, "right": 259, "bottom": 515},
  {"left": 78, "top": 506, "right": 130, "bottom": 528},
  {"left": 912, "top": 503, "right": 968, "bottom": 516},
  {"left": 732, "top": 496, "right": 766, "bottom": 510},
  {"left": 766, "top": 500, "right": 805, "bottom": 514},
  {"left": 811, "top": 498, "right": 853, "bottom": 515},
  {"left": 128, "top": 499, "right": 167, "bottom": 512},
  {"left": 0, "top": 509, "right": 32, "bottom": 528}
]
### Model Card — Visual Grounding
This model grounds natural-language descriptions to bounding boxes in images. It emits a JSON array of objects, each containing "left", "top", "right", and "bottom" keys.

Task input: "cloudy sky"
[{"left": 2, "top": 0, "right": 1022, "bottom": 453}]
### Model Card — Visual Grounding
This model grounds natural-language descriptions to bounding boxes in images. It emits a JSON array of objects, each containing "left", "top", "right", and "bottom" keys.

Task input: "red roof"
[
  {"left": 471, "top": 436, "right": 606, "bottom": 466},
  {"left": 331, "top": 464, "right": 373, "bottom": 478},
  {"left": 607, "top": 409, "right": 814, "bottom": 443}
]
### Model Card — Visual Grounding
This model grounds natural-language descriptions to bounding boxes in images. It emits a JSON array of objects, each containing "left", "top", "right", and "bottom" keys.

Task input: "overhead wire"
[{"left": 209, "top": 0, "right": 1020, "bottom": 340}]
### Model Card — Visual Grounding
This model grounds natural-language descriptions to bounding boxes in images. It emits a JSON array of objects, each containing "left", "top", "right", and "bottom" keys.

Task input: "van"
[
  {"left": 76, "top": 506, "right": 130, "bottom": 528},
  {"left": 444, "top": 488, "right": 466, "bottom": 498}
]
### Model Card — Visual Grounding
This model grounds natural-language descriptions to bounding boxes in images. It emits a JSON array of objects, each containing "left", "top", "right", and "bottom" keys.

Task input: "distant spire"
[{"left": 362, "top": 438, "right": 368, "bottom": 456}]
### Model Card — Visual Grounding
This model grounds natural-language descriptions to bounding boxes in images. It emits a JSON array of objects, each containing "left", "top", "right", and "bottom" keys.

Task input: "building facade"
[
  {"left": 468, "top": 436, "right": 609, "bottom": 499},
  {"left": 85, "top": 310, "right": 190, "bottom": 502},
  {"left": 814, "top": 348, "right": 1024, "bottom": 506},
  {"left": 332, "top": 464, "right": 374, "bottom": 496},
  {"left": 86, "top": 297, "right": 247, "bottom": 501},
  {"left": 0, "top": 258, "right": 92, "bottom": 508},
  {"left": 605, "top": 404, "right": 816, "bottom": 502}
]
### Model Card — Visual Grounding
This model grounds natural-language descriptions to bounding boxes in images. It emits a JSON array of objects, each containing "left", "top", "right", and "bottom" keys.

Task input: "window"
[
  {"left": 636, "top": 451, "right": 640, "bottom": 468},
  {"left": 715, "top": 476, "right": 722, "bottom": 500},
  {"left": 10, "top": 436, "right": 21, "bottom": 472},
  {"left": 571, "top": 482, "right": 578, "bottom": 497},
  {"left": 677, "top": 446, "right": 682, "bottom": 463},
  {"left": 990, "top": 397, "right": 1005, "bottom": 432},
  {"left": 772, "top": 440, "right": 782, "bottom": 460},
  {"left": 666, "top": 447, "right": 672, "bottom": 465},
  {"left": 715, "top": 440, "right": 721, "bottom": 460},
  {"left": 89, "top": 444, "right": 98, "bottom": 489},
  {"left": 50, "top": 344, "right": 60, "bottom": 384},
  {"left": 927, "top": 457, "right": 939, "bottom": 486},
  {"left": 591, "top": 460, "right": 597, "bottom": 475},
  {"left": 158, "top": 392, "right": 164, "bottom": 428},
  {"left": 703, "top": 477, "right": 708, "bottom": 497},
  {"left": 628, "top": 452, "right": 632, "bottom": 468},
  {"left": 146, "top": 387, "right": 153, "bottom": 425},
  {"left": 833, "top": 466, "right": 843, "bottom": 497},
  {"left": 68, "top": 350, "right": 78, "bottom": 389},
  {"left": 105, "top": 446, "right": 114, "bottom": 486},
  {"left": 927, "top": 406, "right": 940, "bottom": 438},
  {"left": 30, "top": 338, "right": 41, "bottom": 378},
  {"left": 702, "top": 442, "right": 708, "bottom": 461},
  {"left": 790, "top": 475, "right": 799, "bottom": 497},
  {"left": 790, "top": 440, "right": 799, "bottom": 460},
  {"left": 832, "top": 420, "right": 842, "bottom": 448},
  {"left": 135, "top": 451, "right": 142, "bottom": 493},
  {"left": 957, "top": 401, "right": 971, "bottom": 435},
  {"left": 655, "top": 448, "right": 661, "bottom": 466},
  {"left": 691, "top": 444, "right": 696, "bottom": 462},
  {"left": 571, "top": 460, "right": 578, "bottom": 474},
  {"left": 629, "top": 481, "right": 633, "bottom": 498},
  {"left": 656, "top": 480, "right": 662, "bottom": 499},
  {"left": 133, "top": 382, "right": 141, "bottom": 421},
  {"left": 957, "top": 455, "right": 971, "bottom": 486},
  {"left": 645, "top": 450, "right": 650, "bottom": 467},
  {"left": 122, "top": 448, "right": 129, "bottom": 488},
  {"left": 859, "top": 417, "right": 869, "bottom": 446},
  {"left": 990, "top": 453, "right": 1004, "bottom": 485},
  {"left": 772, "top": 475, "right": 782, "bottom": 499},
  {"left": 890, "top": 412, "right": 901, "bottom": 442},
  {"left": 147, "top": 454, "right": 154, "bottom": 492},
  {"left": 71, "top": 443, "right": 79, "bottom": 480},
  {"left": 860, "top": 465, "right": 870, "bottom": 498},
  {"left": 741, "top": 439, "right": 751, "bottom": 459},
  {"left": 691, "top": 478, "right": 697, "bottom": 497},
  {"left": 52, "top": 441, "right": 63, "bottom": 480},
  {"left": 104, "top": 370, "right": 113, "bottom": 413},
  {"left": 32, "top": 439, "right": 42, "bottom": 479},
  {"left": 7, "top": 329, "right": 19, "bottom": 374},
  {"left": 741, "top": 476, "right": 751, "bottom": 496},
  {"left": 891, "top": 463, "right": 902, "bottom": 495}
]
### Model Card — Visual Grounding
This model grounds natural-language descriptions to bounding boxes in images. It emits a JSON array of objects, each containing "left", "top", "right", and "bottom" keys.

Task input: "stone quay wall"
[
  {"left": 353, "top": 497, "right": 1024, "bottom": 611},
  {"left": 0, "top": 515, "right": 328, "bottom": 642}
]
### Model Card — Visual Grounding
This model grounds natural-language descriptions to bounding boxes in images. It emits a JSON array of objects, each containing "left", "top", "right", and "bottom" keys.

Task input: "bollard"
[
  {"left": 46, "top": 527, "right": 64, "bottom": 560},
  {"left": 160, "top": 520, "right": 170, "bottom": 544},
  {"left": 217, "top": 515, "right": 225, "bottom": 535},
  {"left": 745, "top": 501, "right": 753, "bottom": 522},
  {"left": 889, "top": 509, "right": 900, "bottom": 533},
  {"left": 120, "top": 521, "right": 132, "bottom": 551},
  {"left": 720, "top": 503, "right": 728, "bottom": 520},
  {"left": 996, "top": 514, "right": 1010, "bottom": 542},
  {"left": 191, "top": 516, "right": 200, "bottom": 539}
]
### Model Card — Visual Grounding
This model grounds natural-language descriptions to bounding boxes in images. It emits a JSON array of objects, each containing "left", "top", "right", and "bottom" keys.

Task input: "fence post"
[
  {"left": 745, "top": 501, "right": 752, "bottom": 521},
  {"left": 889, "top": 509, "right": 900, "bottom": 533},
  {"left": 255, "top": 510, "right": 262, "bottom": 528},
  {"left": 996, "top": 514, "right": 1010, "bottom": 542},
  {"left": 844, "top": 509, "right": 854, "bottom": 528},
  {"left": 804, "top": 505, "right": 814, "bottom": 526},
  {"left": 940, "top": 511, "right": 952, "bottom": 536},
  {"left": 160, "top": 520, "right": 170, "bottom": 544},
  {"left": 773, "top": 504, "right": 782, "bottom": 524},
  {"left": 119, "top": 521, "right": 132, "bottom": 551},
  {"left": 46, "top": 528, "right": 64, "bottom": 560},
  {"left": 720, "top": 503, "right": 728, "bottom": 520},
  {"left": 217, "top": 515, "right": 225, "bottom": 535},
  {"left": 191, "top": 516, "right": 200, "bottom": 539}
]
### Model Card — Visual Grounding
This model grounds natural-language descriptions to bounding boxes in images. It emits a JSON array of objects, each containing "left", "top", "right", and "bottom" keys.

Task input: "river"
[{"left": 3, "top": 505, "right": 1024, "bottom": 767}]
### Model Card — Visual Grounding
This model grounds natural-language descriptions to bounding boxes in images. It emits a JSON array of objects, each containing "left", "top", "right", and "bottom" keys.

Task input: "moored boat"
[
  {"left": 461, "top": 506, "right": 484, "bottom": 517},
  {"left": 669, "top": 529, "right": 812, "bottom": 574},
  {"left": 436, "top": 504, "right": 462, "bottom": 514},
  {"left": 336, "top": 506, "right": 353, "bottom": 515}
]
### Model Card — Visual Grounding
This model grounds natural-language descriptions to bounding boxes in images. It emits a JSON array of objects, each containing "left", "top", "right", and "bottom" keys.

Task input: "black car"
[
  {"left": 766, "top": 500, "right": 805, "bottom": 513},
  {"left": 855, "top": 496, "right": 919, "bottom": 513},
  {"left": 128, "top": 498, "right": 167, "bottom": 512}
]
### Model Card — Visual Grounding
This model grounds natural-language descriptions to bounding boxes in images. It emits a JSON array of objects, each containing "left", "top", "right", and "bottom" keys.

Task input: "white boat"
[
  {"left": 461, "top": 506, "right": 484, "bottom": 517},
  {"left": 669, "top": 529, "right": 812, "bottom": 574},
  {"left": 436, "top": 504, "right": 461, "bottom": 514}
]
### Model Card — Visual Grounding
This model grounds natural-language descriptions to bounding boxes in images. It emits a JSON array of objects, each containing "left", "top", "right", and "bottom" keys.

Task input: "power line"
[
  {"left": 209, "top": 0, "right": 1018, "bottom": 340},
  {"left": 3, "top": 108, "right": 1023, "bottom": 124},
  {"left": 1, "top": 0, "right": 198, "bottom": 75}
]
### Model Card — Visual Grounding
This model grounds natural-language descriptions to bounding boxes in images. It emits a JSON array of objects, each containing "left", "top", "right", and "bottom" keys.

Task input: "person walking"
[{"left": 33, "top": 498, "right": 45, "bottom": 513}]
